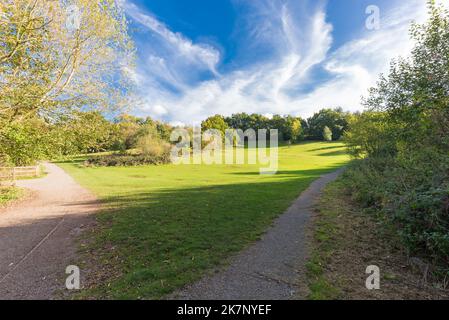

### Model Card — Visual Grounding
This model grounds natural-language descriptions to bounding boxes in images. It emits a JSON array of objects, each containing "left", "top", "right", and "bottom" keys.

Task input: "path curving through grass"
[{"left": 58, "top": 142, "right": 350, "bottom": 299}]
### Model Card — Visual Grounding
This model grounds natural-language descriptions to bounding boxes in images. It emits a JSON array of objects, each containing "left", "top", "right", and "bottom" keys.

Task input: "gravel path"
[
  {"left": 174, "top": 169, "right": 344, "bottom": 300},
  {"left": 0, "top": 163, "right": 99, "bottom": 300}
]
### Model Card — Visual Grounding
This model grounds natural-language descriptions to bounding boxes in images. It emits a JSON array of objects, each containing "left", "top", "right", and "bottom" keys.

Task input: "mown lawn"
[{"left": 58, "top": 141, "right": 350, "bottom": 299}]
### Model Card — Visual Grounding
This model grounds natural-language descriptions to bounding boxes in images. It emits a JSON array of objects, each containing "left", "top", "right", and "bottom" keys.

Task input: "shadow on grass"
[
  {"left": 318, "top": 150, "right": 349, "bottom": 157},
  {"left": 227, "top": 164, "right": 347, "bottom": 177},
  {"left": 66, "top": 164, "right": 347, "bottom": 299},
  {"left": 309, "top": 144, "right": 346, "bottom": 152}
]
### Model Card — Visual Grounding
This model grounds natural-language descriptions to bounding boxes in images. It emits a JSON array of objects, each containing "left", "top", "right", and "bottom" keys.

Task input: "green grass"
[
  {"left": 58, "top": 141, "right": 350, "bottom": 299},
  {"left": 306, "top": 179, "right": 347, "bottom": 300},
  {"left": 0, "top": 186, "right": 23, "bottom": 207}
]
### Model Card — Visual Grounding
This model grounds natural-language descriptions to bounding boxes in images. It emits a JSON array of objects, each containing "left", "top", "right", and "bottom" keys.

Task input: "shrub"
[
  {"left": 342, "top": 150, "right": 449, "bottom": 271},
  {"left": 136, "top": 135, "right": 171, "bottom": 158},
  {"left": 85, "top": 135, "right": 172, "bottom": 167},
  {"left": 85, "top": 153, "right": 171, "bottom": 167}
]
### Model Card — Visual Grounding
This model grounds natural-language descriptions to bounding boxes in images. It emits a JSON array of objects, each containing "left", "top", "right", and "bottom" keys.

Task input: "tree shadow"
[
  {"left": 53, "top": 165, "right": 347, "bottom": 299},
  {"left": 228, "top": 163, "right": 347, "bottom": 176},
  {"left": 1, "top": 164, "right": 347, "bottom": 299},
  {"left": 309, "top": 145, "right": 345, "bottom": 152},
  {"left": 318, "top": 150, "right": 349, "bottom": 157}
]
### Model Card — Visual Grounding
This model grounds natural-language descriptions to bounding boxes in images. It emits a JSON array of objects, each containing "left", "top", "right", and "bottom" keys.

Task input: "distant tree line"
[
  {"left": 1, "top": 107, "right": 354, "bottom": 166},
  {"left": 201, "top": 108, "right": 352, "bottom": 143}
]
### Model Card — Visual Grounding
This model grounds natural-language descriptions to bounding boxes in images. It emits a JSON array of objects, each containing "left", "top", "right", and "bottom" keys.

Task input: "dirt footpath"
[{"left": 0, "top": 163, "right": 99, "bottom": 300}]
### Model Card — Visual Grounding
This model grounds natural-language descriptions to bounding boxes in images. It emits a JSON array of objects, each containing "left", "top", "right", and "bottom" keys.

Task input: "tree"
[
  {"left": 344, "top": 111, "right": 395, "bottom": 157},
  {"left": 0, "top": 0, "right": 134, "bottom": 164},
  {"left": 201, "top": 115, "right": 229, "bottom": 137},
  {"left": 225, "top": 113, "right": 252, "bottom": 132},
  {"left": 306, "top": 108, "right": 350, "bottom": 141},
  {"left": 0, "top": 0, "right": 133, "bottom": 123},
  {"left": 0, "top": 119, "right": 54, "bottom": 166},
  {"left": 363, "top": 0, "right": 449, "bottom": 152},
  {"left": 55, "top": 111, "right": 117, "bottom": 155},
  {"left": 322, "top": 126, "right": 333, "bottom": 142},
  {"left": 224, "top": 113, "right": 303, "bottom": 142},
  {"left": 343, "top": 1, "right": 449, "bottom": 268},
  {"left": 280, "top": 116, "right": 303, "bottom": 142},
  {"left": 113, "top": 114, "right": 146, "bottom": 150}
]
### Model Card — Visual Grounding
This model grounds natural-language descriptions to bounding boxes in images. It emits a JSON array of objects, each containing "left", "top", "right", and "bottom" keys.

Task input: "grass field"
[{"left": 58, "top": 141, "right": 350, "bottom": 299}]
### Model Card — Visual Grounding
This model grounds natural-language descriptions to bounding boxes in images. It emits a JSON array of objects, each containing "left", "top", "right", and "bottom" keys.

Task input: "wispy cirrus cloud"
[
  {"left": 123, "top": 0, "right": 444, "bottom": 125},
  {"left": 124, "top": 1, "right": 220, "bottom": 76}
]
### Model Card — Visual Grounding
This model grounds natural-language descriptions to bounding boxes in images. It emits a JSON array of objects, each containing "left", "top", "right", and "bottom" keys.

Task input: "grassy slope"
[{"left": 58, "top": 142, "right": 349, "bottom": 299}]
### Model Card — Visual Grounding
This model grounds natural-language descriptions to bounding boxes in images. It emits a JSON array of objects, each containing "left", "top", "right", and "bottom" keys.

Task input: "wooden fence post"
[
  {"left": 12, "top": 167, "right": 16, "bottom": 181},
  {"left": 35, "top": 165, "right": 40, "bottom": 177}
]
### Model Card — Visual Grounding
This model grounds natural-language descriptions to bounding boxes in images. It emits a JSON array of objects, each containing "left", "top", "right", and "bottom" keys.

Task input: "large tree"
[
  {"left": 305, "top": 108, "right": 350, "bottom": 141},
  {"left": 0, "top": 0, "right": 134, "bottom": 164},
  {"left": 0, "top": 0, "right": 134, "bottom": 123},
  {"left": 363, "top": 0, "right": 449, "bottom": 152},
  {"left": 202, "top": 115, "right": 229, "bottom": 136}
]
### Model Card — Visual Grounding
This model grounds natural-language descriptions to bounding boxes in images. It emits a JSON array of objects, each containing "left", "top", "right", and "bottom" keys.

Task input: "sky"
[{"left": 118, "top": 0, "right": 446, "bottom": 126}]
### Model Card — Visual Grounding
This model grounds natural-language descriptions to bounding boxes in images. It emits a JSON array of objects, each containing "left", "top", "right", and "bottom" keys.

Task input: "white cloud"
[
  {"left": 124, "top": 2, "right": 220, "bottom": 75},
  {"left": 126, "top": 0, "right": 444, "bottom": 124}
]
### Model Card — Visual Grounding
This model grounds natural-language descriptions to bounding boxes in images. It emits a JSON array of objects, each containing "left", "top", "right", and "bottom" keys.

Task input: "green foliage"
[
  {"left": 344, "top": 111, "right": 396, "bottom": 158},
  {"left": 343, "top": 152, "right": 449, "bottom": 268},
  {"left": 305, "top": 108, "right": 350, "bottom": 141},
  {"left": 112, "top": 114, "right": 145, "bottom": 151},
  {"left": 55, "top": 111, "right": 118, "bottom": 155},
  {"left": 136, "top": 134, "right": 171, "bottom": 158},
  {"left": 0, "top": 0, "right": 134, "bottom": 125},
  {"left": 0, "top": 119, "right": 54, "bottom": 166},
  {"left": 0, "top": 187, "right": 23, "bottom": 207},
  {"left": 343, "top": 1, "right": 449, "bottom": 273},
  {"left": 112, "top": 114, "right": 174, "bottom": 151},
  {"left": 225, "top": 113, "right": 261, "bottom": 132},
  {"left": 0, "top": 1, "right": 135, "bottom": 165},
  {"left": 201, "top": 115, "right": 229, "bottom": 136},
  {"left": 224, "top": 113, "right": 303, "bottom": 142},
  {"left": 85, "top": 153, "right": 171, "bottom": 167},
  {"left": 271, "top": 115, "right": 303, "bottom": 142},
  {"left": 322, "top": 126, "right": 333, "bottom": 142},
  {"left": 362, "top": 1, "right": 449, "bottom": 152}
]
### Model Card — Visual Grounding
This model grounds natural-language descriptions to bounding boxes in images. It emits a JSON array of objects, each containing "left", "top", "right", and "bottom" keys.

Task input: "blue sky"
[{"left": 118, "top": 0, "right": 443, "bottom": 125}]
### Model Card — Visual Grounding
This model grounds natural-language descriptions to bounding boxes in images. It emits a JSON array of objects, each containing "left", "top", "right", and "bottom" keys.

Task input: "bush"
[
  {"left": 85, "top": 134, "right": 173, "bottom": 167},
  {"left": 342, "top": 150, "right": 449, "bottom": 271},
  {"left": 85, "top": 153, "right": 171, "bottom": 167},
  {"left": 136, "top": 135, "right": 171, "bottom": 158}
]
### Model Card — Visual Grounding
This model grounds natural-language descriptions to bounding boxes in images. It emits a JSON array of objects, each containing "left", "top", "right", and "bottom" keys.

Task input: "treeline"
[
  {"left": 0, "top": 113, "right": 174, "bottom": 166},
  {"left": 0, "top": 107, "right": 353, "bottom": 166},
  {"left": 201, "top": 108, "right": 352, "bottom": 143},
  {"left": 343, "top": 2, "right": 449, "bottom": 275}
]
